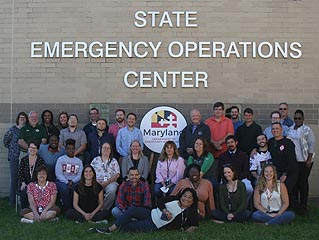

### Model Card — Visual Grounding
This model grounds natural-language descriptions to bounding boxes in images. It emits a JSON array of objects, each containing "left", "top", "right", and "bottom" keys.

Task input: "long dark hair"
[
  {"left": 77, "top": 165, "right": 100, "bottom": 196},
  {"left": 41, "top": 109, "right": 54, "bottom": 125},
  {"left": 158, "top": 141, "right": 179, "bottom": 162},
  {"left": 179, "top": 187, "right": 198, "bottom": 209}
]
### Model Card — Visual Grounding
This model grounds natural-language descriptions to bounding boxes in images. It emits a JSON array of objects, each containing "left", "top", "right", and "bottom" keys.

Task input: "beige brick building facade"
[{"left": 0, "top": 0, "right": 318, "bottom": 197}]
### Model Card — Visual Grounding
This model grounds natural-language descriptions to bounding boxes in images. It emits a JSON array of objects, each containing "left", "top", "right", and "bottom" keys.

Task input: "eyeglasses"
[
  {"left": 279, "top": 108, "right": 287, "bottom": 110},
  {"left": 294, "top": 117, "right": 302, "bottom": 120}
]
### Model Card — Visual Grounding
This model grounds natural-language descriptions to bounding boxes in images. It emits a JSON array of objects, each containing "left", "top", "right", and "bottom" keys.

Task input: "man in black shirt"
[{"left": 268, "top": 122, "right": 298, "bottom": 209}]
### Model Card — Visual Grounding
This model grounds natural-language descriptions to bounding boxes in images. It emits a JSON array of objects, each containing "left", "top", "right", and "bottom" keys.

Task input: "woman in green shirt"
[
  {"left": 211, "top": 164, "right": 250, "bottom": 223},
  {"left": 187, "top": 137, "right": 218, "bottom": 197}
]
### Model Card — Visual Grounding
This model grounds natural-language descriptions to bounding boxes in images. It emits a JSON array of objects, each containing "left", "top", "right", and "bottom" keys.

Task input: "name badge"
[{"left": 104, "top": 177, "right": 108, "bottom": 182}]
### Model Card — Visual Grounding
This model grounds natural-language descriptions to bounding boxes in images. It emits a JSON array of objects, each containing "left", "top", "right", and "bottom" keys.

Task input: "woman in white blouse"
[
  {"left": 91, "top": 142, "right": 120, "bottom": 211},
  {"left": 252, "top": 164, "right": 295, "bottom": 225}
]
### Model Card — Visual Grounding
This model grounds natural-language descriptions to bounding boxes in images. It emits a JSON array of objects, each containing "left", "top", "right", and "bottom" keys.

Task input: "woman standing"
[
  {"left": 66, "top": 165, "right": 109, "bottom": 222},
  {"left": 154, "top": 141, "right": 185, "bottom": 198},
  {"left": 41, "top": 110, "right": 60, "bottom": 140},
  {"left": 3, "top": 112, "right": 28, "bottom": 206},
  {"left": 20, "top": 165, "right": 60, "bottom": 223},
  {"left": 91, "top": 142, "right": 120, "bottom": 211},
  {"left": 171, "top": 164, "right": 215, "bottom": 218},
  {"left": 96, "top": 188, "right": 199, "bottom": 234},
  {"left": 57, "top": 112, "right": 69, "bottom": 130},
  {"left": 287, "top": 109, "right": 315, "bottom": 215},
  {"left": 18, "top": 141, "right": 45, "bottom": 209},
  {"left": 252, "top": 164, "right": 295, "bottom": 225},
  {"left": 211, "top": 165, "right": 250, "bottom": 223},
  {"left": 121, "top": 140, "right": 149, "bottom": 181}
]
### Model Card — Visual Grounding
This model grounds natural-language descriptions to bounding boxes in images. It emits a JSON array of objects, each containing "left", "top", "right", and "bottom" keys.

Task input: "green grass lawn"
[{"left": 1, "top": 197, "right": 319, "bottom": 240}]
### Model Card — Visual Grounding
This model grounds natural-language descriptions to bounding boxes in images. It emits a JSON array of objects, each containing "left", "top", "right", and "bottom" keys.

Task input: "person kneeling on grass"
[
  {"left": 20, "top": 165, "right": 60, "bottom": 223},
  {"left": 65, "top": 165, "right": 109, "bottom": 223},
  {"left": 252, "top": 164, "right": 295, "bottom": 225},
  {"left": 96, "top": 187, "right": 199, "bottom": 234}
]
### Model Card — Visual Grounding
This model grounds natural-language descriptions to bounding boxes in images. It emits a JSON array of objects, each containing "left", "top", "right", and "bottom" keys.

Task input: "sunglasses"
[
  {"left": 279, "top": 108, "right": 287, "bottom": 110},
  {"left": 294, "top": 117, "right": 303, "bottom": 120}
]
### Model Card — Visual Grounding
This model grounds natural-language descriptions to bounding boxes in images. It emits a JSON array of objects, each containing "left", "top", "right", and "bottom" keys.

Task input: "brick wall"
[{"left": 0, "top": 0, "right": 319, "bottom": 196}]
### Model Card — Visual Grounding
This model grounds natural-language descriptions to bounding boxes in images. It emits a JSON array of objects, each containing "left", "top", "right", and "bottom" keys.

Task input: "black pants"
[
  {"left": 280, "top": 172, "right": 298, "bottom": 210},
  {"left": 65, "top": 208, "right": 110, "bottom": 222},
  {"left": 293, "top": 162, "right": 313, "bottom": 209}
]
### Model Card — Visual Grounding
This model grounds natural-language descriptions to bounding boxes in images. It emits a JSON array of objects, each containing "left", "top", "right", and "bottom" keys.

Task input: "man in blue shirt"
[{"left": 116, "top": 113, "right": 143, "bottom": 157}]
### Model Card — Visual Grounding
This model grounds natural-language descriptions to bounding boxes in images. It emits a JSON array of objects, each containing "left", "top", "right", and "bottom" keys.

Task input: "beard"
[{"left": 116, "top": 117, "right": 124, "bottom": 123}]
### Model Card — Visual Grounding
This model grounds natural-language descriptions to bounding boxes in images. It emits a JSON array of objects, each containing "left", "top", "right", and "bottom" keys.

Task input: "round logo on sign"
[{"left": 140, "top": 106, "right": 187, "bottom": 153}]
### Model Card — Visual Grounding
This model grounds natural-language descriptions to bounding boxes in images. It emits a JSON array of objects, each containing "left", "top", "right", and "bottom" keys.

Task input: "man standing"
[
  {"left": 178, "top": 109, "right": 211, "bottom": 159},
  {"left": 116, "top": 113, "right": 143, "bottom": 158},
  {"left": 55, "top": 139, "right": 83, "bottom": 210},
  {"left": 37, "top": 134, "right": 65, "bottom": 181},
  {"left": 205, "top": 102, "right": 234, "bottom": 159},
  {"left": 18, "top": 111, "right": 47, "bottom": 151},
  {"left": 59, "top": 114, "right": 87, "bottom": 160},
  {"left": 83, "top": 107, "right": 101, "bottom": 137},
  {"left": 263, "top": 111, "right": 289, "bottom": 140},
  {"left": 112, "top": 167, "right": 151, "bottom": 219},
  {"left": 109, "top": 109, "right": 126, "bottom": 139},
  {"left": 219, "top": 135, "right": 253, "bottom": 200},
  {"left": 268, "top": 122, "right": 298, "bottom": 209},
  {"left": 230, "top": 106, "right": 243, "bottom": 134},
  {"left": 87, "top": 118, "right": 116, "bottom": 161},
  {"left": 235, "top": 108, "right": 262, "bottom": 156},
  {"left": 249, "top": 134, "right": 271, "bottom": 185},
  {"left": 279, "top": 102, "right": 294, "bottom": 127},
  {"left": 83, "top": 108, "right": 101, "bottom": 164}
]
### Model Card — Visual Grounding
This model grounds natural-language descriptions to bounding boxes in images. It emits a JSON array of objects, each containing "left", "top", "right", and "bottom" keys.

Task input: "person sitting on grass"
[
  {"left": 171, "top": 164, "right": 215, "bottom": 219},
  {"left": 55, "top": 139, "right": 83, "bottom": 211},
  {"left": 65, "top": 165, "right": 109, "bottom": 223},
  {"left": 111, "top": 167, "right": 151, "bottom": 219},
  {"left": 211, "top": 164, "right": 250, "bottom": 223},
  {"left": 252, "top": 164, "right": 295, "bottom": 225},
  {"left": 95, "top": 187, "right": 199, "bottom": 234},
  {"left": 20, "top": 165, "right": 60, "bottom": 223}
]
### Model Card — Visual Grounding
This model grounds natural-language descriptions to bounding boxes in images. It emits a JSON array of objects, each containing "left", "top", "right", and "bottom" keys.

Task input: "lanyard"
[{"left": 166, "top": 159, "right": 172, "bottom": 179}]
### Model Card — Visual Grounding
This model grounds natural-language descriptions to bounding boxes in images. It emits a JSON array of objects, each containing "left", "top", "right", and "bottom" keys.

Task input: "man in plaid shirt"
[{"left": 111, "top": 167, "right": 151, "bottom": 219}]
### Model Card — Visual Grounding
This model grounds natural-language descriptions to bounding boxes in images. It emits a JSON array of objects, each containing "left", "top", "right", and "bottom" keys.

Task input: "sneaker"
[
  {"left": 95, "top": 220, "right": 108, "bottom": 224},
  {"left": 89, "top": 228, "right": 97, "bottom": 233},
  {"left": 21, "top": 218, "right": 34, "bottom": 224},
  {"left": 212, "top": 219, "right": 224, "bottom": 224},
  {"left": 96, "top": 227, "right": 112, "bottom": 235},
  {"left": 50, "top": 217, "right": 59, "bottom": 222}
]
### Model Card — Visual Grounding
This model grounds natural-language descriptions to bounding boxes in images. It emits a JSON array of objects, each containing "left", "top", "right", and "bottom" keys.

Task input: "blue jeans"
[
  {"left": 112, "top": 207, "right": 124, "bottom": 219},
  {"left": 252, "top": 211, "right": 295, "bottom": 225},
  {"left": 212, "top": 209, "right": 251, "bottom": 223},
  {"left": 55, "top": 180, "right": 75, "bottom": 210},
  {"left": 115, "top": 206, "right": 157, "bottom": 232}
]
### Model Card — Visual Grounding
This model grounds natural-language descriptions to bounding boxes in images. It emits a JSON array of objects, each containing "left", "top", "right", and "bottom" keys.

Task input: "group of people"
[{"left": 2, "top": 101, "right": 315, "bottom": 232}]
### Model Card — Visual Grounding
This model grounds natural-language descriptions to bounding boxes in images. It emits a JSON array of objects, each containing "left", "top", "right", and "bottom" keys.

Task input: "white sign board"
[{"left": 140, "top": 106, "right": 187, "bottom": 153}]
